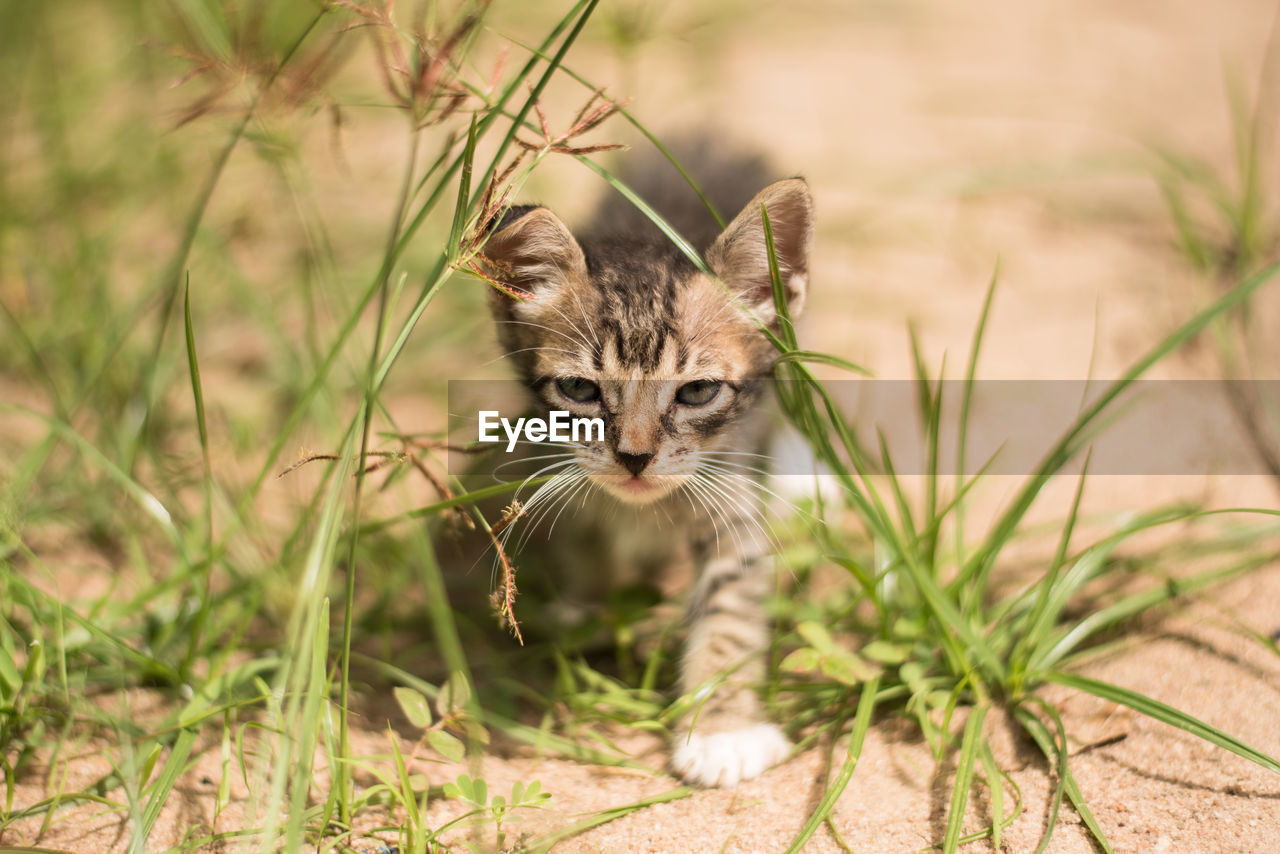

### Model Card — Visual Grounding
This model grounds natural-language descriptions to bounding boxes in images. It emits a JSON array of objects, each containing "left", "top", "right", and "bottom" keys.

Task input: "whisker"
[
  {"left": 517, "top": 472, "right": 590, "bottom": 551},
  {"left": 491, "top": 454, "right": 577, "bottom": 482},
  {"left": 495, "top": 318, "right": 591, "bottom": 352},
  {"left": 543, "top": 473, "right": 595, "bottom": 540},
  {"left": 540, "top": 298, "right": 599, "bottom": 356},
  {"left": 703, "top": 449, "right": 775, "bottom": 463},
  {"left": 694, "top": 469, "right": 780, "bottom": 557},
  {"left": 508, "top": 470, "right": 580, "bottom": 552},
  {"left": 479, "top": 345, "right": 579, "bottom": 370},
  {"left": 684, "top": 472, "right": 747, "bottom": 559},
  {"left": 568, "top": 287, "right": 602, "bottom": 348},
  {"left": 683, "top": 293, "right": 753, "bottom": 350},
  {"left": 678, "top": 477, "right": 722, "bottom": 556},
  {"left": 699, "top": 458, "right": 773, "bottom": 478},
  {"left": 697, "top": 458, "right": 810, "bottom": 519}
]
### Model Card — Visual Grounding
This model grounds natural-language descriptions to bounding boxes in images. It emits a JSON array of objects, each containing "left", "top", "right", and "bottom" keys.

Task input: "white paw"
[{"left": 671, "top": 723, "right": 791, "bottom": 787}]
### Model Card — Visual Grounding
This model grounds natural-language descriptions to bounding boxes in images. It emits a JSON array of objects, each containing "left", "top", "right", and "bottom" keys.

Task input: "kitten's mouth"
[
  {"left": 621, "top": 475, "right": 658, "bottom": 494},
  {"left": 594, "top": 473, "right": 682, "bottom": 504}
]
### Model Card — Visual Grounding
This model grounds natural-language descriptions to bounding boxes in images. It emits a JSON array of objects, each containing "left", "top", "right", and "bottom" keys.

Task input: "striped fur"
[{"left": 483, "top": 178, "right": 814, "bottom": 786}]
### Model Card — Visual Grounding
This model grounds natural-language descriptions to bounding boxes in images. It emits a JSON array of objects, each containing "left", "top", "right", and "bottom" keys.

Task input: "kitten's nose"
[{"left": 615, "top": 451, "right": 654, "bottom": 476}]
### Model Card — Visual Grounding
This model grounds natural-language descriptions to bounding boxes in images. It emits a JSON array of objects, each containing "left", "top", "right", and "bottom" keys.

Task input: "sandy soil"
[{"left": 7, "top": 0, "right": 1280, "bottom": 851}]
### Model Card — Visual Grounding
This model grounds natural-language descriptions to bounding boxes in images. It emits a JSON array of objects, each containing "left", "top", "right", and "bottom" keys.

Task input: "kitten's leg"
[{"left": 670, "top": 550, "right": 790, "bottom": 787}]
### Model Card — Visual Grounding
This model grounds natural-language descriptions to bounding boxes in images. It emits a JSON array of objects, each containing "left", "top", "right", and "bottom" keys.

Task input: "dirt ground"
[{"left": 9, "top": 0, "right": 1280, "bottom": 850}]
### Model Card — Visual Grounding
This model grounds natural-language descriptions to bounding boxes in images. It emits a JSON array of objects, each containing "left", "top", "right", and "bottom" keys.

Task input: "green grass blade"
[
  {"left": 1015, "top": 699, "right": 1113, "bottom": 854},
  {"left": 772, "top": 349, "right": 871, "bottom": 375},
  {"left": 467, "top": 0, "right": 599, "bottom": 209},
  {"left": 334, "top": 120, "right": 430, "bottom": 827},
  {"left": 360, "top": 475, "right": 553, "bottom": 533},
  {"left": 875, "top": 427, "right": 918, "bottom": 544},
  {"left": 784, "top": 676, "right": 881, "bottom": 854},
  {"left": 248, "top": 3, "right": 598, "bottom": 504},
  {"left": 134, "top": 728, "right": 196, "bottom": 850},
  {"left": 255, "top": 425, "right": 353, "bottom": 852},
  {"left": 497, "top": 36, "right": 728, "bottom": 229},
  {"left": 1006, "top": 452, "right": 1090, "bottom": 681},
  {"left": 448, "top": 114, "right": 479, "bottom": 257},
  {"left": 181, "top": 277, "right": 215, "bottom": 675},
  {"left": 978, "top": 739, "right": 1004, "bottom": 851},
  {"left": 942, "top": 703, "right": 987, "bottom": 853},
  {"left": 906, "top": 329, "right": 944, "bottom": 573},
  {"left": 1016, "top": 707, "right": 1069, "bottom": 854},
  {"left": 955, "top": 266, "right": 999, "bottom": 516},
  {"left": 1046, "top": 671, "right": 1280, "bottom": 775},
  {"left": 899, "top": 556, "right": 1005, "bottom": 685},
  {"left": 1158, "top": 180, "right": 1215, "bottom": 271},
  {"left": 131, "top": 9, "right": 329, "bottom": 470},
  {"left": 1034, "top": 552, "right": 1272, "bottom": 671},
  {"left": 356, "top": 655, "right": 651, "bottom": 770},
  {"left": 528, "top": 786, "right": 694, "bottom": 852},
  {"left": 182, "top": 278, "right": 212, "bottom": 481},
  {"left": 0, "top": 404, "right": 184, "bottom": 553},
  {"left": 761, "top": 204, "right": 798, "bottom": 349},
  {"left": 956, "top": 268, "right": 1003, "bottom": 594},
  {"left": 961, "top": 259, "right": 1280, "bottom": 592},
  {"left": 577, "top": 157, "right": 708, "bottom": 274}
]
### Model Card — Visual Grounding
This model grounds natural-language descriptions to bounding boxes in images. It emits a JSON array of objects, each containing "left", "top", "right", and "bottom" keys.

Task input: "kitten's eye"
[
  {"left": 676, "top": 379, "right": 722, "bottom": 407},
  {"left": 556, "top": 376, "right": 601, "bottom": 403}
]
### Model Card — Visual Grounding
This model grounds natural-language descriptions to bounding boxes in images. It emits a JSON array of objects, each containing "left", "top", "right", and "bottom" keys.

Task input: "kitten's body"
[{"left": 480, "top": 158, "right": 813, "bottom": 787}]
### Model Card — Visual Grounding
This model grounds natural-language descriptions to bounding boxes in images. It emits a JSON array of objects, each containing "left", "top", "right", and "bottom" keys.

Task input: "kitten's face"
[
  {"left": 518, "top": 272, "right": 768, "bottom": 503},
  {"left": 483, "top": 179, "right": 813, "bottom": 506}
]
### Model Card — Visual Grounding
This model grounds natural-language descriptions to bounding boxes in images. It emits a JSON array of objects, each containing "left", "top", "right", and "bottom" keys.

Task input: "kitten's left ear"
[
  {"left": 479, "top": 205, "right": 588, "bottom": 300},
  {"left": 707, "top": 177, "right": 814, "bottom": 323}
]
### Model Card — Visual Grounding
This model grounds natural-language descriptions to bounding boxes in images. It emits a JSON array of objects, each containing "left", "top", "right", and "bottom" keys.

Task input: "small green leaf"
[
  {"left": 926, "top": 690, "right": 954, "bottom": 710},
  {"left": 462, "top": 717, "right": 491, "bottom": 746},
  {"left": 0, "top": 651, "right": 19, "bottom": 699},
  {"left": 22, "top": 639, "right": 45, "bottom": 687},
  {"left": 780, "top": 648, "right": 821, "bottom": 675},
  {"left": 796, "top": 622, "right": 836, "bottom": 656},
  {"left": 138, "top": 742, "right": 164, "bottom": 787},
  {"left": 428, "top": 731, "right": 466, "bottom": 762},
  {"left": 819, "top": 651, "right": 878, "bottom": 686},
  {"left": 893, "top": 618, "right": 926, "bottom": 641},
  {"left": 900, "top": 661, "right": 927, "bottom": 694},
  {"left": 860, "top": 640, "right": 908, "bottom": 664},
  {"left": 456, "top": 774, "right": 474, "bottom": 798},
  {"left": 437, "top": 671, "right": 472, "bottom": 717},
  {"left": 394, "top": 686, "right": 434, "bottom": 730}
]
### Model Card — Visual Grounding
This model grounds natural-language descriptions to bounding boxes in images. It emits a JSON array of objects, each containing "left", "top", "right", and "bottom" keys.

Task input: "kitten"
[{"left": 479, "top": 174, "right": 814, "bottom": 787}]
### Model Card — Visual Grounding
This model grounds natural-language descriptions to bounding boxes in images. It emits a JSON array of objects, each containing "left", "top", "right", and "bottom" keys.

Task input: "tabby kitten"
[{"left": 480, "top": 177, "right": 814, "bottom": 787}]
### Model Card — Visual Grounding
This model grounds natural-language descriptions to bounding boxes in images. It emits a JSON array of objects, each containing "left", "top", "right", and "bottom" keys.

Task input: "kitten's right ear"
[
  {"left": 707, "top": 178, "right": 814, "bottom": 324},
  {"left": 479, "top": 206, "right": 587, "bottom": 302}
]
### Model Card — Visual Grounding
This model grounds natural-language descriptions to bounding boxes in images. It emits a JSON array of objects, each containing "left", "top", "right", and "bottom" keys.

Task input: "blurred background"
[{"left": 3, "top": 0, "right": 1280, "bottom": 848}]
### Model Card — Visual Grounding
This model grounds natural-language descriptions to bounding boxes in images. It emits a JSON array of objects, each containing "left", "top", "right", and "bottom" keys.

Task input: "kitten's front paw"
[{"left": 671, "top": 723, "right": 790, "bottom": 787}]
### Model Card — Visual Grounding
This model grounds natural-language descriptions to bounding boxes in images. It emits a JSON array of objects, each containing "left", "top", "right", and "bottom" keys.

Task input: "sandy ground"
[{"left": 7, "top": 0, "right": 1280, "bottom": 850}]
